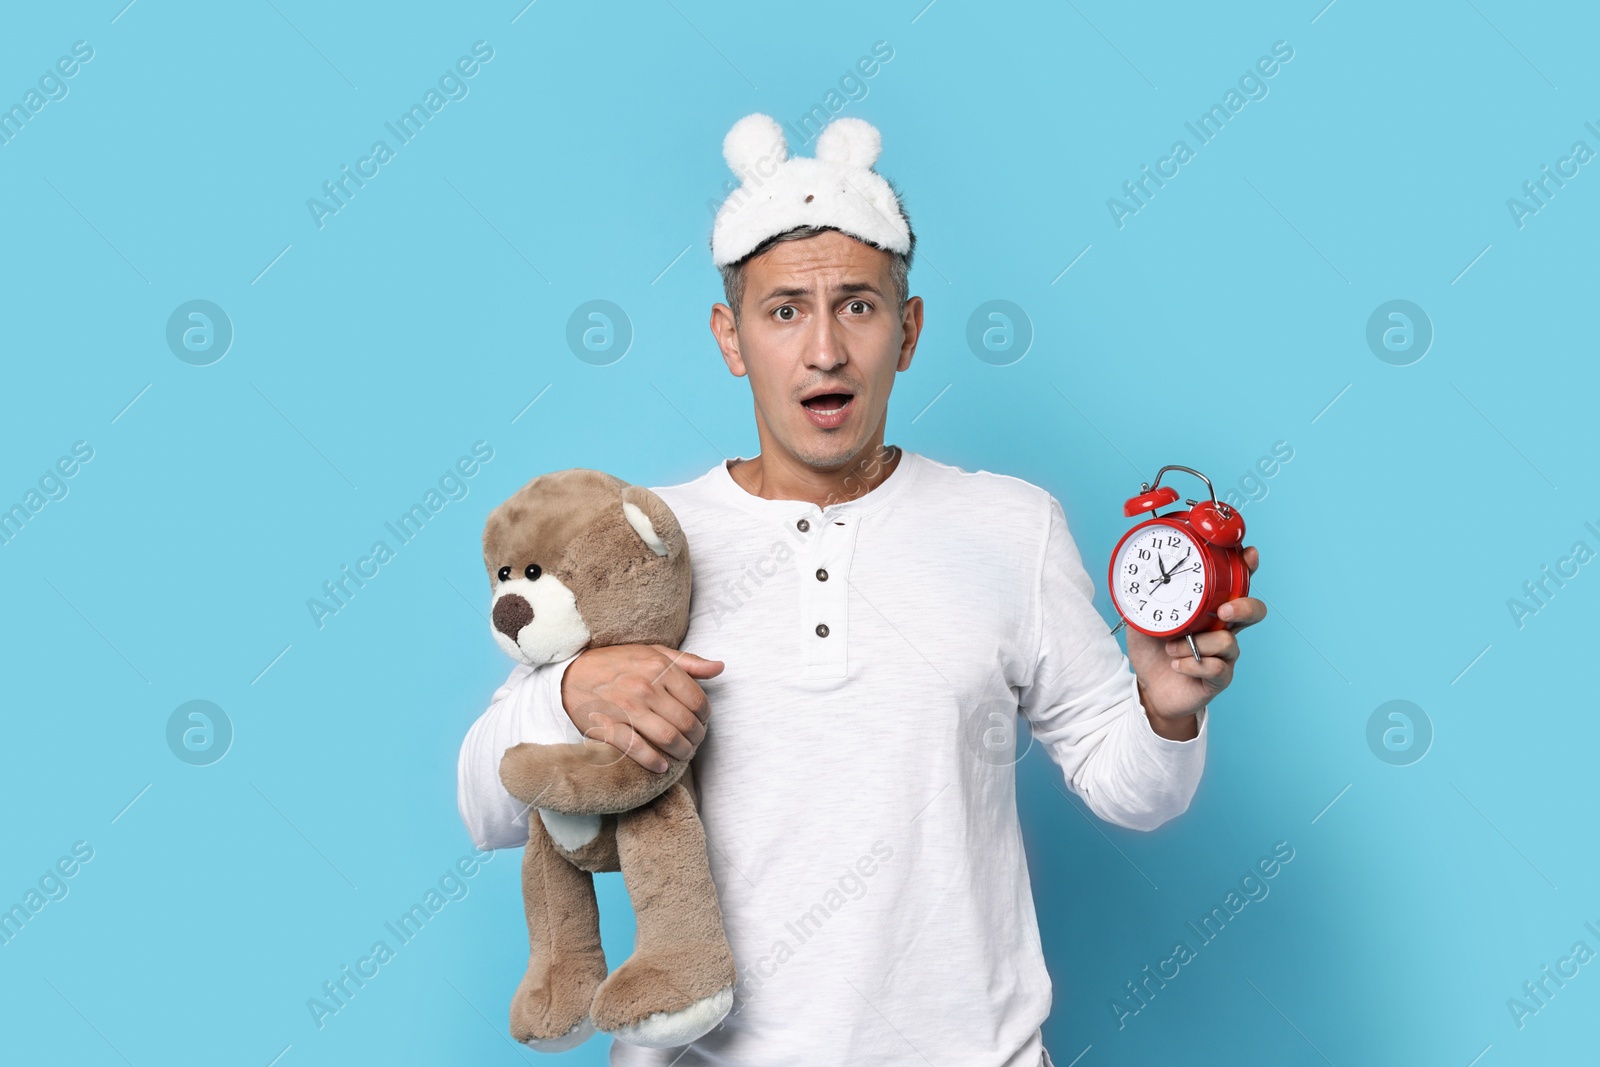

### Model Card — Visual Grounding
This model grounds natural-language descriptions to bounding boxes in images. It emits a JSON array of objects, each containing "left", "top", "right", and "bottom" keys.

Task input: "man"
[{"left": 458, "top": 113, "right": 1265, "bottom": 1066}]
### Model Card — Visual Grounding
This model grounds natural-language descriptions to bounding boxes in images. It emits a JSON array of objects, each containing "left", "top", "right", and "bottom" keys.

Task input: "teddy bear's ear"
[
  {"left": 723, "top": 113, "right": 788, "bottom": 176},
  {"left": 622, "top": 501, "right": 668, "bottom": 557},
  {"left": 619, "top": 485, "right": 684, "bottom": 559}
]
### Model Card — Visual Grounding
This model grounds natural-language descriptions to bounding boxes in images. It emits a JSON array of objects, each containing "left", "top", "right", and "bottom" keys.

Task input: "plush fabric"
[
  {"left": 710, "top": 112, "right": 912, "bottom": 267},
  {"left": 590, "top": 783, "right": 738, "bottom": 1047},
  {"left": 481, "top": 469, "right": 734, "bottom": 1050}
]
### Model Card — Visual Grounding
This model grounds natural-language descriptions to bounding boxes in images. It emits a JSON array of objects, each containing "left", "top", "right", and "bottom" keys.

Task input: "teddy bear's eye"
[
  {"left": 524, "top": 563, "right": 542, "bottom": 581},
  {"left": 497, "top": 566, "right": 511, "bottom": 582}
]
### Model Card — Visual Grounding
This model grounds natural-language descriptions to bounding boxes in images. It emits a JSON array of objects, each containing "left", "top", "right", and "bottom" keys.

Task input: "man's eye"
[
  {"left": 775, "top": 306, "right": 797, "bottom": 321},
  {"left": 846, "top": 300, "right": 869, "bottom": 314}
]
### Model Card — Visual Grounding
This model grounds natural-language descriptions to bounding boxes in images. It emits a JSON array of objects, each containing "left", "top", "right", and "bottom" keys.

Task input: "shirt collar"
[{"left": 709, "top": 446, "right": 924, "bottom": 520}]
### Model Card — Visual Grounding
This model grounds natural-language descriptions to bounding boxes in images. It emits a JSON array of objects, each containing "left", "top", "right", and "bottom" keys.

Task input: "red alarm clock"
[{"left": 1107, "top": 465, "right": 1250, "bottom": 659}]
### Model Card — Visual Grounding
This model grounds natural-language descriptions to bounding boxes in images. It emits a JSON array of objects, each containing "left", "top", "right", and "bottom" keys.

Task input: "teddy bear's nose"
[{"left": 493, "top": 593, "right": 534, "bottom": 638}]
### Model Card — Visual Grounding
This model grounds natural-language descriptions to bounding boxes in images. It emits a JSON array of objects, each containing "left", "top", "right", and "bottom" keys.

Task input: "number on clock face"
[{"left": 1113, "top": 524, "right": 1206, "bottom": 634}]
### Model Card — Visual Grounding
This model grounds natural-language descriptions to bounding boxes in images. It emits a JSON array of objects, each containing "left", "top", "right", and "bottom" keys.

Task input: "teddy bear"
[{"left": 482, "top": 468, "right": 735, "bottom": 1051}]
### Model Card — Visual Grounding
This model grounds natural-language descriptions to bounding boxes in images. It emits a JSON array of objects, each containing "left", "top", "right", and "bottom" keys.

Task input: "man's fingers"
[
  {"left": 1169, "top": 655, "right": 1231, "bottom": 686},
  {"left": 570, "top": 698, "right": 620, "bottom": 737},
  {"left": 1217, "top": 596, "right": 1267, "bottom": 629},
  {"left": 563, "top": 645, "right": 718, "bottom": 770},
  {"left": 651, "top": 644, "right": 725, "bottom": 680},
  {"left": 584, "top": 714, "right": 671, "bottom": 773},
  {"left": 636, "top": 700, "right": 700, "bottom": 761},
  {"left": 1242, "top": 545, "right": 1260, "bottom": 574},
  {"left": 1167, "top": 632, "right": 1239, "bottom": 663},
  {"left": 649, "top": 687, "right": 707, "bottom": 740},
  {"left": 658, "top": 663, "right": 712, "bottom": 725}
]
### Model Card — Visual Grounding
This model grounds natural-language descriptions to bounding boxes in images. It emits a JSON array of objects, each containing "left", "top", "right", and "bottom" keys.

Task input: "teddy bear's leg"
[
  {"left": 509, "top": 814, "right": 610, "bottom": 1051},
  {"left": 590, "top": 782, "right": 735, "bottom": 1049}
]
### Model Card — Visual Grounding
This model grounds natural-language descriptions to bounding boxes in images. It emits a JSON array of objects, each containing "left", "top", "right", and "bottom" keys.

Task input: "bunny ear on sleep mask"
[{"left": 710, "top": 112, "right": 911, "bottom": 268}]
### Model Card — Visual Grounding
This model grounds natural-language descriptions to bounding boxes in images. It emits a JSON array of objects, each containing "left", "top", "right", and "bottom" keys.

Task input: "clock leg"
[{"left": 1186, "top": 634, "right": 1202, "bottom": 662}]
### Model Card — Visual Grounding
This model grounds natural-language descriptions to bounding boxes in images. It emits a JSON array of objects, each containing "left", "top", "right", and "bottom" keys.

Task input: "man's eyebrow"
[{"left": 760, "top": 281, "right": 885, "bottom": 301}]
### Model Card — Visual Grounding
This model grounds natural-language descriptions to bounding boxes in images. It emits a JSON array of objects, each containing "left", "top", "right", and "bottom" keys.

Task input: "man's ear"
[
  {"left": 710, "top": 303, "right": 747, "bottom": 377},
  {"left": 897, "top": 294, "right": 924, "bottom": 372}
]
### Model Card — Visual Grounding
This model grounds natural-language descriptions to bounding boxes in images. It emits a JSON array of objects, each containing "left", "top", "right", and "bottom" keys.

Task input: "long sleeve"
[
  {"left": 456, "top": 652, "right": 584, "bottom": 849},
  {"left": 1018, "top": 495, "right": 1208, "bottom": 832}
]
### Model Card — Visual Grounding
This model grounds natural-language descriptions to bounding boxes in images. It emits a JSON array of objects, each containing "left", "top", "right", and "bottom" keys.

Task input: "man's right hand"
[{"left": 560, "top": 644, "right": 724, "bottom": 773}]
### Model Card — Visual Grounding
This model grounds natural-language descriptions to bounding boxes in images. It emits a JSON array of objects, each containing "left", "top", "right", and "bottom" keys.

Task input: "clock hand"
[
  {"left": 1147, "top": 549, "right": 1187, "bottom": 592},
  {"left": 1159, "top": 550, "right": 1197, "bottom": 581}
]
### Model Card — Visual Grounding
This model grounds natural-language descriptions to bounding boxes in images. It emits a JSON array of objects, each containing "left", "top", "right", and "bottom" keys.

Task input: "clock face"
[{"left": 1112, "top": 523, "right": 1208, "bottom": 635}]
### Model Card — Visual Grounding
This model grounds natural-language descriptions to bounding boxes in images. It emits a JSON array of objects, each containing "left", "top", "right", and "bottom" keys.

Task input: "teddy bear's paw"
[
  {"left": 517, "top": 1014, "right": 596, "bottom": 1052},
  {"left": 602, "top": 984, "right": 733, "bottom": 1049},
  {"left": 510, "top": 962, "right": 606, "bottom": 1052}
]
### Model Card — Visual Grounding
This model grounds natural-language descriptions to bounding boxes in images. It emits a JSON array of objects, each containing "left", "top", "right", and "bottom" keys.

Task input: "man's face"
[{"left": 711, "top": 229, "right": 923, "bottom": 472}]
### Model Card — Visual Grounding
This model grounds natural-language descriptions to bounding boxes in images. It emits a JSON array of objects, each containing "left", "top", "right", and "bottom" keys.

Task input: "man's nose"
[{"left": 806, "top": 317, "right": 847, "bottom": 370}]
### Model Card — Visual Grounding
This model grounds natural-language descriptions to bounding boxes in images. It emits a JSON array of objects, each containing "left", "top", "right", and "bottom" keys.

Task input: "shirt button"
[
  {"left": 797, "top": 518, "right": 810, "bottom": 532},
  {"left": 815, "top": 623, "right": 829, "bottom": 638},
  {"left": 815, "top": 568, "right": 828, "bottom": 582}
]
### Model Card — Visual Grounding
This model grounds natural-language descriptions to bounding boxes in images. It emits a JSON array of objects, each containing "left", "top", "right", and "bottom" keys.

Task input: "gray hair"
[{"left": 718, "top": 210, "right": 916, "bottom": 327}]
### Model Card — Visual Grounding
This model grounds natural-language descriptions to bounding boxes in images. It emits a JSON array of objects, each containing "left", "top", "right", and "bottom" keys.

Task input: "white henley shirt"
[{"left": 456, "top": 448, "right": 1208, "bottom": 1066}]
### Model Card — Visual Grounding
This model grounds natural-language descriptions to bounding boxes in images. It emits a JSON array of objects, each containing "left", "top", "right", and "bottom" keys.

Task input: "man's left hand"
[{"left": 1126, "top": 545, "right": 1266, "bottom": 739}]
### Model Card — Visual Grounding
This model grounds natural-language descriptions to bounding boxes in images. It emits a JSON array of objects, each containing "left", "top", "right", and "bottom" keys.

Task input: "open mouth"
[
  {"left": 800, "top": 390, "right": 855, "bottom": 430},
  {"left": 801, "top": 392, "right": 854, "bottom": 415}
]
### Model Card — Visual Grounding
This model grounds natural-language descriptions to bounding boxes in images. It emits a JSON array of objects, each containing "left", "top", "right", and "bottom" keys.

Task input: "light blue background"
[{"left": 2, "top": 1, "right": 1595, "bottom": 1064}]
